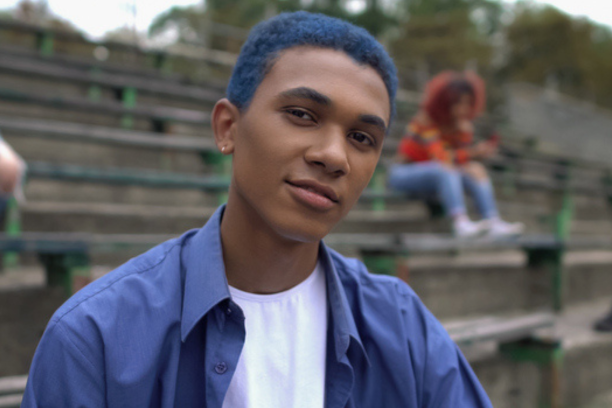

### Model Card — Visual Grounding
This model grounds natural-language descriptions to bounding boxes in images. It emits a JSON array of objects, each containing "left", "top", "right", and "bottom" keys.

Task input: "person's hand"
[
  {"left": 470, "top": 141, "right": 497, "bottom": 159},
  {"left": 0, "top": 143, "right": 23, "bottom": 194}
]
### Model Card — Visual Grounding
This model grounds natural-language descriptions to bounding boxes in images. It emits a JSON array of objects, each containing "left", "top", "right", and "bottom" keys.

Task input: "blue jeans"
[{"left": 387, "top": 162, "right": 499, "bottom": 218}]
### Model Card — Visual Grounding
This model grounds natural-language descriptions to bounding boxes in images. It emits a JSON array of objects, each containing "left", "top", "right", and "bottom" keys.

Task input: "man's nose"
[{"left": 304, "top": 129, "right": 350, "bottom": 177}]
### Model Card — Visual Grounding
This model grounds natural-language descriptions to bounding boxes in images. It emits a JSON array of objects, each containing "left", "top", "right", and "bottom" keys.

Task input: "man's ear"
[{"left": 211, "top": 98, "right": 240, "bottom": 155}]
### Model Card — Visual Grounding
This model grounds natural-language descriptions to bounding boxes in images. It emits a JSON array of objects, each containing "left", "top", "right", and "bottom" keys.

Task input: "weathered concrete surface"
[
  {"left": 451, "top": 299, "right": 612, "bottom": 408},
  {"left": 472, "top": 354, "right": 542, "bottom": 408},
  {"left": 578, "top": 389, "right": 612, "bottom": 408},
  {"left": 0, "top": 283, "right": 64, "bottom": 376},
  {"left": 405, "top": 250, "right": 612, "bottom": 320},
  {"left": 506, "top": 82, "right": 612, "bottom": 167},
  {"left": 555, "top": 300, "right": 612, "bottom": 408}
]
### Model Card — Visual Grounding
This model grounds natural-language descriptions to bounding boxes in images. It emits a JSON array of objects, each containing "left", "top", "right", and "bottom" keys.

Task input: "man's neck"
[{"left": 220, "top": 195, "right": 320, "bottom": 294}]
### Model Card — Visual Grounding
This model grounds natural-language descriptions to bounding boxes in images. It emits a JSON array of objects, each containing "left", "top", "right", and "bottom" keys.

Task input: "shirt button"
[
  {"left": 226, "top": 308, "right": 232, "bottom": 315},
  {"left": 215, "top": 362, "right": 228, "bottom": 374}
]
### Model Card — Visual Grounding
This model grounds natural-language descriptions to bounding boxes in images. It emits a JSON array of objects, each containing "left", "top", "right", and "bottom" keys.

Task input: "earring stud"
[{"left": 221, "top": 146, "right": 226, "bottom": 152}]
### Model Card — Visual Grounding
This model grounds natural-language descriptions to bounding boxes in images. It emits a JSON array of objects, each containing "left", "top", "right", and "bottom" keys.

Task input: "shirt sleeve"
[
  {"left": 419, "top": 308, "right": 493, "bottom": 408},
  {"left": 453, "top": 131, "right": 473, "bottom": 165},
  {"left": 401, "top": 122, "right": 452, "bottom": 163},
  {"left": 21, "top": 320, "right": 106, "bottom": 408}
]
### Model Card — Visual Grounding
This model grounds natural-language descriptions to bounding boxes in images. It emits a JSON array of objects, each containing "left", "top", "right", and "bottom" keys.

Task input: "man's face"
[{"left": 229, "top": 46, "right": 390, "bottom": 242}]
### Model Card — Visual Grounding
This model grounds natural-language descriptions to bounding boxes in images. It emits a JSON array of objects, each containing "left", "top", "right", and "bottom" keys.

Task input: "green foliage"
[
  {"left": 146, "top": 0, "right": 612, "bottom": 110},
  {"left": 149, "top": 5, "right": 206, "bottom": 42},
  {"left": 11, "top": 0, "right": 77, "bottom": 31},
  {"left": 504, "top": 4, "right": 612, "bottom": 107},
  {"left": 390, "top": 1, "right": 496, "bottom": 94},
  {"left": 149, "top": 0, "right": 397, "bottom": 44},
  {"left": 392, "top": 9, "right": 491, "bottom": 72}
]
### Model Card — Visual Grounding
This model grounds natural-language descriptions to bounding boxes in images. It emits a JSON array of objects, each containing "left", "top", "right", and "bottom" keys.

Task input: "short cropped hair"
[{"left": 227, "top": 11, "right": 398, "bottom": 123}]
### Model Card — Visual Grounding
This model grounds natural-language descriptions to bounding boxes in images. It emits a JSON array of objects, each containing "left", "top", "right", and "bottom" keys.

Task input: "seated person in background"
[
  {"left": 0, "top": 132, "right": 26, "bottom": 216},
  {"left": 388, "top": 71, "right": 524, "bottom": 238},
  {"left": 23, "top": 12, "right": 493, "bottom": 408}
]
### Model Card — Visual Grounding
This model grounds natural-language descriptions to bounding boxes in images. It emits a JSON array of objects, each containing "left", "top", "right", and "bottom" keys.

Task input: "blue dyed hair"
[{"left": 227, "top": 11, "right": 398, "bottom": 123}]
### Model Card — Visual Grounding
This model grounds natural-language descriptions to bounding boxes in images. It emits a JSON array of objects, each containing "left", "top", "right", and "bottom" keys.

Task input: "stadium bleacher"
[{"left": 1, "top": 19, "right": 612, "bottom": 408}]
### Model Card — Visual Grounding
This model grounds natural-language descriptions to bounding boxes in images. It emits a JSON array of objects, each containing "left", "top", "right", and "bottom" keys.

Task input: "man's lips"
[{"left": 286, "top": 179, "right": 339, "bottom": 203}]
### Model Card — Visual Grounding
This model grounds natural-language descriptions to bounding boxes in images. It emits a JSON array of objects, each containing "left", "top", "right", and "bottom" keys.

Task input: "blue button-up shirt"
[{"left": 23, "top": 205, "right": 492, "bottom": 407}]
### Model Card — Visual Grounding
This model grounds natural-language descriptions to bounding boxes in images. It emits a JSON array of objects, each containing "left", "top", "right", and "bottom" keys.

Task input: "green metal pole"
[
  {"left": 361, "top": 251, "right": 397, "bottom": 276},
  {"left": 88, "top": 67, "right": 103, "bottom": 102},
  {"left": 38, "top": 32, "right": 54, "bottom": 57},
  {"left": 154, "top": 52, "right": 173, "bottom": 76},
  {"left": 500, "top": 339, "right": 564, "bottom": 408},
  {"left": 555, "top": 192, "right": 573, "bottom": 241},
  {"left": 200, "top": 151, "right": 232, "bottom": 205},
  {"left": 369, "top": 165, "right": 386, "bottom": 212},
  {"left": 602, "top": 170, "right": 612, "bottom": 209},
  {"left": 40, "top": 253, "right": 91, "bottom": 298},
  {"left": 2, "top": 197, "right": 21, "bottom": 269},
  {"left": 121, "top": 87, "right": 137, "bottom": 129}
]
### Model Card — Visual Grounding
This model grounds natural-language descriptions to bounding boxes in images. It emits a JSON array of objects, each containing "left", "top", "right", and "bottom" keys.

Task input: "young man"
[{"left": 23, "top": 11, "right": 493, "bottom": 408}]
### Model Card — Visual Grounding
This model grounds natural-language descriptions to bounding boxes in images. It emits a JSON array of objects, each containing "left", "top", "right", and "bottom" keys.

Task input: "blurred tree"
[
  {"left": 11, "top": 0, "right": 76, "bottom": 31},
  {"left": 298, "top": 0, "right": 397, "bottom": 37},
  {"left": 148, "top": 0, "right": 396, "bottom": 52},
  {"left": 390, "top": 0, "right": 500, "bottom": 89},
  {"left": 149, "top": 5, "right": 206, "bottom": 44},
  {"left": 147, "top": 0, "right": 612, "bottom": 110},
  {"left": 504, "top": 5, "right": 593, "bottom": 97},
  {"left": 503, "top": 4, "right": 612, "bottom": 107},
  {"left": 148, "top": 1, "right": 280, "bottom": 53},
  {"left": 589, "top": 26, "right": 612, "bottom": 107},
  {"left": 104, "top": 26, "right": 146, "bottom": 46}
]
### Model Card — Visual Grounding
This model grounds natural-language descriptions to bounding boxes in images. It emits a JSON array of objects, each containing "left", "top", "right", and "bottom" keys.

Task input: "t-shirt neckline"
[{"left": 228, "top": 261, "right": 322, "bottom": 303}]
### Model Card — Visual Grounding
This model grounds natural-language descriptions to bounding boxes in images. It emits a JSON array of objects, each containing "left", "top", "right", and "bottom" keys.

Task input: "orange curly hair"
[{"left": 422, "top": 71, "right": 486, "bottom": 126}]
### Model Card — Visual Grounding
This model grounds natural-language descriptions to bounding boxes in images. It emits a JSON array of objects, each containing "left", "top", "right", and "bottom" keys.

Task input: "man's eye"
[
  {"left": 349, "top": 132, "right": 374, "bottom": 146},
  {"left": 286, "top": 108, "right": 314, "bottom": 121}
]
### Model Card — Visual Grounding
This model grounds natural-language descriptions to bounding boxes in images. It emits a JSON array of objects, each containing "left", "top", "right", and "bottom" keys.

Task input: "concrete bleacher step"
[
  {"left": 19, "top": 199, "right": 555, "bottom": 236},
  {"left": 461, "top": 299, "right": 612, "bottom": 408},
  {"left": 0, "top": 376, "right": 27, "bottom": 408},
  {"left": 0, "top": 117, "right": 213, "bottom": 174},
  {"left": 13, "top": 138, "right": 210, "bottom": 175},
  {"left": 553, "top": 299, "right": 612, "bottom": 408},
  {"left": 19, "top": 202, "right": 441, "bottom": 235},
  {"left": 579, "top": 390, "right": 612, "bottom": 408},
  {"left": 571, "top": 220, "right": 612, "bottom": 237},
  {"left": 20, "top": 202, "right": 216, "bottom": 235},
  {"left": 0, "top": 282, "right": 65, "bottom": 377},
  {"left": 0, "top": 91, "right": 210, "bottom": 136},
  {"left": 0, "top": 42, "right": 227, "bottom": 91},
  {"left": 404, "top": 249, "right": 612, "bottom": 320},
  {"left": 0, "top": 98, "right": 152, "bottom": 132},
  {"left": 339, "top": 200, "right": 552, "bottom": 234},
  {"left": 0, "top": 55, "right": 223, "bottom": 111},
  {"left": 0, "top": 43, "right": 184, "bottom": 83},
  {"left": 24, "top": 178, "right": 220, "bottom": 207}
]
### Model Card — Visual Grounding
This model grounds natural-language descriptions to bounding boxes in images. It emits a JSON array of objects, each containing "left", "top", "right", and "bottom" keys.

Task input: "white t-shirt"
[{"left": 222, "top": 262, "right": 328, "bottom": 408}]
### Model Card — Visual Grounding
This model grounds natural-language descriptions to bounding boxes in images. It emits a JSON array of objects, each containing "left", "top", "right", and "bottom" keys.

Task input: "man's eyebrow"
[
  {"left": 358, "top": 114, "right": 387, "bottom": 134},
  {"left": 278, "top": 87, "right": 332, "bottom": 106}
]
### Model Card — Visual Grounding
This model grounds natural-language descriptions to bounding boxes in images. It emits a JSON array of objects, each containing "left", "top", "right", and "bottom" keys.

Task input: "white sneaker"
[
  {"left": 453, "top": 218, "right": 487, "bottom": 238},
  {"left": 484, "top": 218, "right": 525, "bottom": 238}
]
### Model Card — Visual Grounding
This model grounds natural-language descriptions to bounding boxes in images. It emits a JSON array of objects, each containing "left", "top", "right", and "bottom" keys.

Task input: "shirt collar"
[
  {"left": 180, "top": 204, "right": 370, "bottom": 367},
  {"left": 181, "top": 205, "right": 230, "bottom": 342},
  {"left": 319, "top": 243, "right": 371, "bottom": 367}
]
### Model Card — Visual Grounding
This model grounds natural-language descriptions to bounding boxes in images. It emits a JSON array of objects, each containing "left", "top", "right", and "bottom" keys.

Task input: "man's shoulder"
[{"left": 49, "top": 230, "right": 197, "bottom": 329}]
